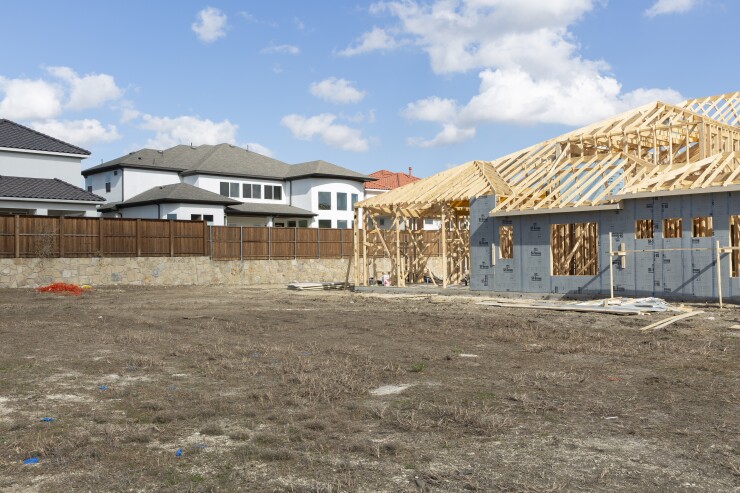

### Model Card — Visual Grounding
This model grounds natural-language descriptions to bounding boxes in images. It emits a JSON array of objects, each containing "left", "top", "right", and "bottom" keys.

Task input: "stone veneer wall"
[{"left": 0, "top": 257, "right": 449, "bottom": 288}]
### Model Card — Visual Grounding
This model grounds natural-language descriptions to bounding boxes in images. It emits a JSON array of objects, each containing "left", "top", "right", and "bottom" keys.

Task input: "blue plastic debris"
[
  {"left": 175, "top": 448, "right": 182, "bottom": 457},
  {"left": 40, "top": 417, "right": 54, "bottom": 422},
  {"left": 23, "top": 457, "right": 39, "bottom": 464},
  {"left": 98, "top": 385, "right": 108, "bottom": 391}
]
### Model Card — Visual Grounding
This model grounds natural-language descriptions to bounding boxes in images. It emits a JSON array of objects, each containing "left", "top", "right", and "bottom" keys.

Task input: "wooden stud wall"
[{"left": 550, "top": 222, "right": 599, "bottom": 276}]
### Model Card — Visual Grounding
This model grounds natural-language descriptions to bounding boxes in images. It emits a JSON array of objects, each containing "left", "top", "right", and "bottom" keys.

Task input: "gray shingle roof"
[
  {"left": 115, "top": 183, "right": 240, "bottom": 209},
  {"left": 287, "top": 160, "right": 374, "bottom": 181},
  {"left": 226, "top": 203, "right": 316, "bottom": 217},
  {"left": 82, "top": 144, "right": 374, "bottom": 182},
  {"left": 0, "top": 175, "right": 104, "bottom": 202},
  {"left": 0, "top": 120, "right": 90, "bottom": 156}
]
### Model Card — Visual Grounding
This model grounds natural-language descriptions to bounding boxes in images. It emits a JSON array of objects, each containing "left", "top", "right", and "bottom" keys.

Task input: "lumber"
[
  {"left": 477, "top": 301, "right": 642, "bottom": 315},
  {"left": 639, "top": 311, "right": 703, "bottom": 331}
]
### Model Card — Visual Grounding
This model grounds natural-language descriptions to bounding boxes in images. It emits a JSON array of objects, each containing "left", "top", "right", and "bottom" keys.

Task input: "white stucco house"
[
  {"left": 82, "top": 143, "right": 374, "bottom": 227},
  {"left": 0, "top": 119, "right": 104, "bottom": 216}
]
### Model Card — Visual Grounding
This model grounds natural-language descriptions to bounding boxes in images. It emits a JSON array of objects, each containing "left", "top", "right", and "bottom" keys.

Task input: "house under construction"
[
  {"left": 355, "top": 91, "right": 740, "bottom": 301},
  {"left": 469, "top": 92, "right": 740, "bottom": 301}
]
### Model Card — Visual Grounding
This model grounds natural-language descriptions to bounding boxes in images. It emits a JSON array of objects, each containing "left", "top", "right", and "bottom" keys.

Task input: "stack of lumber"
[{"left": 287, "top": 282, "right": 349, "bottom": 291}]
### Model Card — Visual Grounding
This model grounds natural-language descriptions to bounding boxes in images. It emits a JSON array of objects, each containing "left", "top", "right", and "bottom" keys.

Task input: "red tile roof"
[{"left": 365, "top": 169, "right": 420, "bottom": 190}]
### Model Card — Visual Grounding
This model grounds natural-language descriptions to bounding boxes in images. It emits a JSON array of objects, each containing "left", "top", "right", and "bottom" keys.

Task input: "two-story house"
[{"left": 82, "top": 143, "right": 373, "bottom": 227}]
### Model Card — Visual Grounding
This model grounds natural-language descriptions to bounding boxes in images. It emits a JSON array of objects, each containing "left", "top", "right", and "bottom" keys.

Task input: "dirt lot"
[{"left": 0, "top": 285, "right": 737, "bottom": 492}]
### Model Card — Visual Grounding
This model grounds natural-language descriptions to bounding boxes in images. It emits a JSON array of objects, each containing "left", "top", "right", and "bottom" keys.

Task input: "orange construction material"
[{"left": 36, "top": 283, "right": 84, "bottom": 296}]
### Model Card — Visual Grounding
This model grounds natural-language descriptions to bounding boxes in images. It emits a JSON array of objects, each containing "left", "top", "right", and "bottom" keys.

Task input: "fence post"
[
  {"left": 136, "top": 219, "right": 142, "bottom": 256},
  {"left": 169, "top": 220, "right": 175, "bottom": 257},
  {"left": 268, "top": 227, "right": 271, "bottom": 260},
  {"left": 240, "top": 226, "right": 243, "bottom": 261},
  {"left": 294, "top": 227, "right": 297, "bottom": 260},
  {"left": 98, "top": 217, "right": 104, "bottom": 257},
  {"left": 14, "top": 215, "right": 20, "bottom": 258},
  {"left": 317, "top": 227, "right": 321, "bottom": 259},
  {"left": 209, "top": 225, "right": 213, "bottom": 259},
  {"left": 203, "top": 221, "right": 209, "bottom": 257},
  {"left": 340, "top": 229, "right": 343, "bottom": 258},
  {"left": 58, "top": 215, "right": 65, "bottom": 257}
]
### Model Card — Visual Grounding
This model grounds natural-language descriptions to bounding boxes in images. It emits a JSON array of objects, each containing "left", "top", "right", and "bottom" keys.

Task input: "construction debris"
[
  {"left": 639, "top": 311, "right": 704, "bottom": 331},
  {"left": 478, "top": 296, "right": 687, "bottom": 316},
  {"left": 287, "top": 281, "right": 350, "bottom": 291}
]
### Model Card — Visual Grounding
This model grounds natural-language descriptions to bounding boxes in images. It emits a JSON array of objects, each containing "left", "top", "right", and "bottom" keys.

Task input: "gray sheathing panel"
[
  {"left": 469, "top": 196, "right": 496, "bottom": 290},
  {"left": 471, "top": 191, "right": 740, "bottom": 302}
]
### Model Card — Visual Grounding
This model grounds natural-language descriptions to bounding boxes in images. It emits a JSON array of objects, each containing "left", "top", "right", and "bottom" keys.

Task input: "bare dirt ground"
[{"left": 0, "top": 285, "right": 737, "bottom": 492}]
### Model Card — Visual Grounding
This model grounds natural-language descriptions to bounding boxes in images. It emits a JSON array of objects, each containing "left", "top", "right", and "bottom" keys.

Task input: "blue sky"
[{"left": 1, "top": 0, "right": 737, "bottom": 178}]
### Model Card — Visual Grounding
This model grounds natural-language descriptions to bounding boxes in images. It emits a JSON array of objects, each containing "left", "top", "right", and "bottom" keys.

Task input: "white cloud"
[
  {"left": 407, "top": 123, "right": 475, "bottom": 148},
  {"left": 261, "top": 44, "right": 300, "bottom": 55},
  {"left": 281, "top": 113, "right": 369, "bottom": 152},
  {"left": 30, "top": 119, "right": 120, "bottom": 146},
  {"left": 244, "top": 142, "right": 274, "bottom": 157},
  {"left": 358, "top": 0, "right": 682, "bottom": 145},
  {"left": 139, "top": 114, "right": 238, "bottom": 149},
  {"left": 47, "top": 66, "right": 122, "bottom": 111},
  {"left": 0, "top": 77, "right": 63, "bottom": 120},
  {"left": 309, "top": 78, "right": 366, "bottom": 104},
  {"left": 339, "top": 27, "right": 405, "bottom": 56},
  {"left": 645, "top": 0, "right": 699, "bottom": 17},
  {"left": 402, "top": 97, "right": 459, "bottom": 123},
  {"left": 192, "top": 7, "right": 227, "bottom": 43}
]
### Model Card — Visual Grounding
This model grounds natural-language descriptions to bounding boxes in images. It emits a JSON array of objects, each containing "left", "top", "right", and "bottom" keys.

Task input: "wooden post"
[
  {"left": 58, "top": 215, "right": 65, "bottom": 257},
  {"left": 136, "top": 218, "right": 142, "bottom": 257},
  {"left": 169, "top": 220, "right": 175, "bottom": 257},
  {"left": 14, "top": 214, "right": 20, "bottom": 258},
  {"left": 716, "top": 240, "right": 723, "bottom": 309},
  {"left": 353, "top": 208, "right": 360, "bottom": 286},
  {"left": 608, "top": 232, "right": 614, "bottom": 299},
  {"left": 241, "top": 227, "right": 244, "bottom": 261},
  {"left": 98, "top": 217, "right": 104, "bottom": 257},
  {"left": 203, "top": 221, "right": 209, "bottom": 257},
  {"left": 441, "top": 206, "right": 448, "bottom": 288},
  {"left": 314, "top": 227, "right": 318, "bottom": 259},
  {"left": 394, "top": 209, "right": 401, "bottom": 286},
  {"left": 362, "top": 212, "right": 368, "bottom": 285}
]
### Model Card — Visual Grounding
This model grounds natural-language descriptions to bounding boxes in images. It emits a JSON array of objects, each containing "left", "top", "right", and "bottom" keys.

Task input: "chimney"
[{"left": 408, "top": 166, "right": 413, "bottom": 177}]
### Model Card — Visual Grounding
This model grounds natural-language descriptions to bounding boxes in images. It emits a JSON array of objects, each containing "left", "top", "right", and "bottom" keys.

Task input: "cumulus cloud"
[
  {"left": 30, "top": 119, "right": 120, "bottom": 146},
  {"left": 47, "top": 66, "right": 122, "bottom": 111},
  {"left": 339, "top": 27, "right": 405, "bottom": 56},
  {"left": 645, "top": 0, "right": 700, "bottom": 17},
  {"left": 0, "top": 77, "right": 62, "bottom": 120},
  {"left": 309, "top": 78, "right": 366, "bottom": 104},
  {"left": 281, "top": 113, "right": 369, "bottom": 152},
  {"left": 261, "top": 44, "right": 300, "bottom": 55},
  {"left": 139, "top": 114, "right": 238, "bottom": 149},
  {"left": 407, "top": 124, "right": 475, "bottom": 148},
  {"left": 356, "top": 0, "right": 682, "bottom": 145},
  {"left": 192, "top": 7, "right": 227, "bottom": 43},
  {"left": 244, "top": 142, "right": 274, "bottom": 157}
]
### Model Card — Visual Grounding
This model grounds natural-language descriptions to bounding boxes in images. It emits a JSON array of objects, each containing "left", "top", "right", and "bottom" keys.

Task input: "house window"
[
  {"left": 274, "top": 222, "right": 285, "bottom": 227},
  {"left": 635, "top": 219, "right": 653, "bottom": 239},
  {"left": 337, "top": 220, "right": 348, "bottom": 229},
  {"left": 105, "top": 182, "right": 111, "bottom": 193},
  {"left": 288, "top": 220, "right": 297, "bottom": 227},
  {"left": 499, "top": 225, "right": 513, "bottom": 259},
  {"left": 550, "top": 222, "right": 598, "bottom": 276},
  {"left": 273, "top": 186, "right": 282, "bottom": 201},
  {"left": 230, "top": 183, "right": 240, "bottom": 198},
  {"left": 378, "top": 218, "right": 386, "bottom": 227},
  {"left": 337, "top": 192, "right": 348, "bottom": 211},
  {"left": 252, "top": 184, "right": 262, "bottom": 199},
  {"left": 424, "top": 218, "right": 434, "bottom": 226},
  {"left": 318, "top": 219, "right": 332, "bottom": 228},
  {"left": 243, "top": 184, "right": 252, "bottom": 198},
  {"left": 351, "top": 193, "right": 359, "bottom": 208},
  {"left": 87, "top": 185, "right": 93, "bottom": 192},
  {"left": 663, "top": 218, "right": 682, "bottom": 238},
  {"left": 204, "top": 215, "right": 214, "bottom": 225},
  {"left": 692, "top": 217, "right": 713, "bottom": 237},
  {"left": 191, "top": 214, "right": 202, "bottom": 221},
  {"left": 167, "top": 213, "right": 177, "bottom": 220},
  {"left": 298, "top": 220, "right": 308, "bottom": 228},
  {"left": 113, "top": 170, "right": 118, "bottom": 176},
  {"left": 318, "top": 192, "right": 331, "bottom": 210},
  {"left": 220, "top": 182, "right": 229, "bottom": 197}
]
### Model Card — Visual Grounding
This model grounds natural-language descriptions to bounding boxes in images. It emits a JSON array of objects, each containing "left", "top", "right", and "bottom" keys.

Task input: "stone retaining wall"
[{"left": 0, "top": 256, "right": 448, "bottom": 288}]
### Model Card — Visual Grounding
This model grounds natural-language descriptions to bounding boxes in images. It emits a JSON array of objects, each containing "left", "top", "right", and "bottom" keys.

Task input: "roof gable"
[{"left": 0, "top": 175, "right": 103, "bottom": 202}]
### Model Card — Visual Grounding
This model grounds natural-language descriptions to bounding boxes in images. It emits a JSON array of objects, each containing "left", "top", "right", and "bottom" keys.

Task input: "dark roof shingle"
[
  {"left": 0, "top": 120, "right": 90, "bottom": 156},
  {"left": 115, "top": 183, "right": 240, "bottom": 209},
  {"left": 226, "top": 203, "right": 315, "bottom": 217},
  {"left": 0, "top": 175, "right": 104, "bottom": 201}
]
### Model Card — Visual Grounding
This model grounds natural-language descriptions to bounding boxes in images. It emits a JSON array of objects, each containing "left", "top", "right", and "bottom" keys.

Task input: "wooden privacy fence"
[
  {"left": 0, "top": 215, "right": 443, "bottom": 261},
  {"left": 0, "top": 215, "right": 207, "bottom": 258}
]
